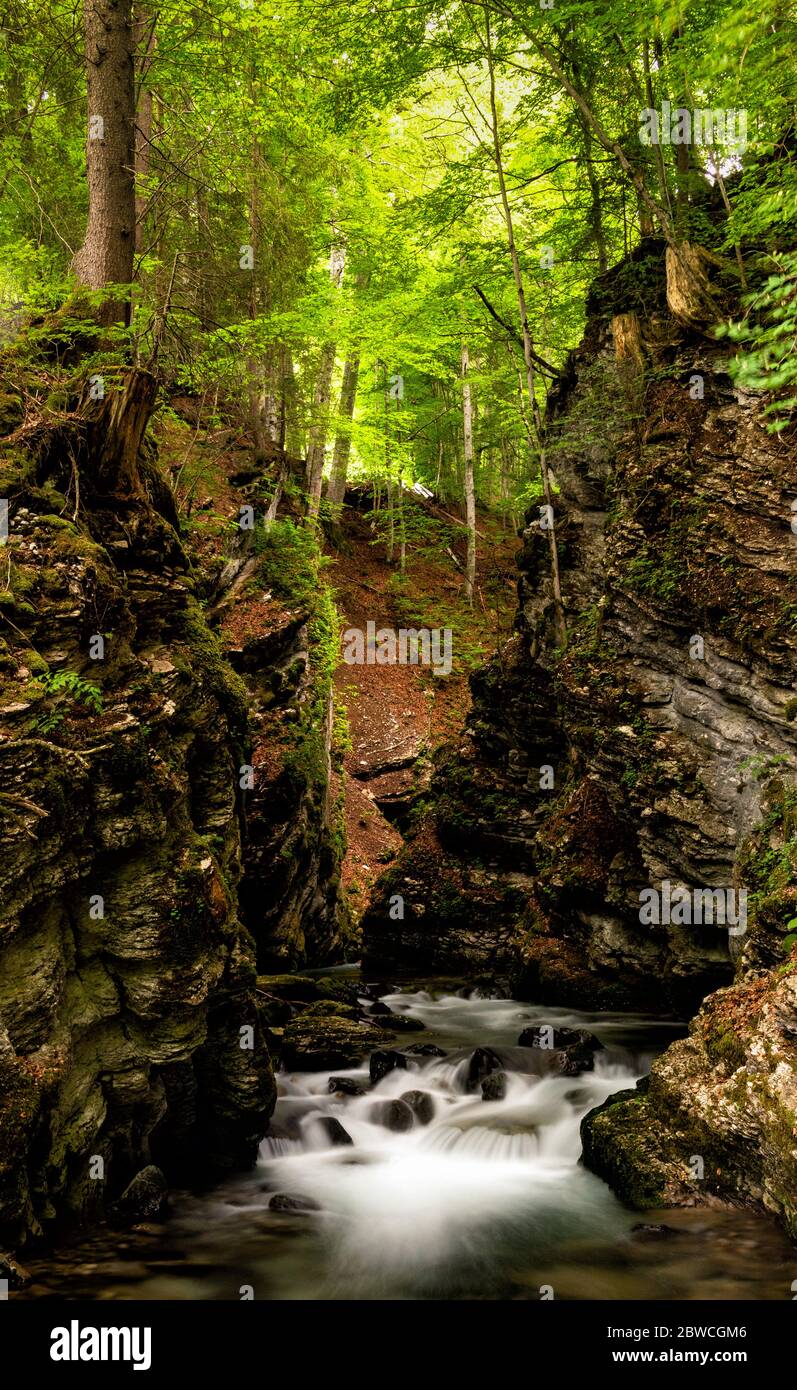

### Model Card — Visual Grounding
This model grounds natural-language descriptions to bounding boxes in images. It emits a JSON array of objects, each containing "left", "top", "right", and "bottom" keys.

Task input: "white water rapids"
[
  {"left": 21, "top": 984, "right": 794, "bottom": 1300},
  {"left": 251, "top": 988, "right": 670, "bottom": 1297}
]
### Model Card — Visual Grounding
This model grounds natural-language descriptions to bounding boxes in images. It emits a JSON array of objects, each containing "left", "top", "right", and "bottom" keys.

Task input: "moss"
[
  {"left": 179, "top": 598, "right": 249, "bottom": 733},
  {"left": 48, "top": 524, "right": 107, "bottom": 563},
  {"left": 300, "top": 1000, "right": 359, "bottom": 1020},
  {"left": 0, "top": 390, "right": 24, "bottom": 434},
  {"left": 703, "top": 1023, "right": 747, "bottom": 1072},
  {"left": 0, "top": 590, "right": 34, "bottom": 619},
  {"left": 784, "top": 696, "right": 797, "bottom": 722}
]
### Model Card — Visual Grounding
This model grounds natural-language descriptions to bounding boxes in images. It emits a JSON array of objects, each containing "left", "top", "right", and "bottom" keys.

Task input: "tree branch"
[{"left": 473, "top": 285, "right": 560, "bottom": 376}]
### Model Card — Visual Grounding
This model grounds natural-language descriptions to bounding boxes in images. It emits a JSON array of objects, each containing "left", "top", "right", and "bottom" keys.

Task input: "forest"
[{"left": 1, "top": 0, "right": 796, "bottom": 1331}]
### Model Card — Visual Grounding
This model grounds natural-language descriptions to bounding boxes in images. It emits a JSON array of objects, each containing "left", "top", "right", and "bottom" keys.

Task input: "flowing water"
[{"left": 20, "top": 982, "right": 795, "bottom": 1300}]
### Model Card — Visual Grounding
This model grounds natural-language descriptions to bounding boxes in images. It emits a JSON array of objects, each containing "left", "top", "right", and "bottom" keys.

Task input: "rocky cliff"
[
  {"left": 0, "top": 330, "right": 344, "bottom": 1253},
  {"left": 363, "top": 239, "right": 797, "bottom": 1228}
]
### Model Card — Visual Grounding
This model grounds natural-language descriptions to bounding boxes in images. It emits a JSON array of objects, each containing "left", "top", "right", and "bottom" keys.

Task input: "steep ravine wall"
[
  {"left": 363, "top": 240, "right": 797, "bottom": 1228},
  {"left": 0, "top": 357, "right": 344, "bottom": 1253}
]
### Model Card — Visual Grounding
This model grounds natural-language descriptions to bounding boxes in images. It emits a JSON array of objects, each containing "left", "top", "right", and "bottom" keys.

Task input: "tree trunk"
[
  {"left": 86, "top": 367, "right": 157, "bottom": 494},
  {"left": 461, "top": 344, "right": 477, "bottom": 604},
  {"left": 133, "top": 8, "right": 155, "bottom": 255},
  {"left": 306, "top": 243, "right": 345, "bottom": 520},
  {"left": 326, "top": 351, "right": 360, "bottom": 509},
  {"left": 326, "top": 268, "right": 369, "bottom": 511},
  {"left": 72, "top": 0, "right": 137, "bottom": 324}
]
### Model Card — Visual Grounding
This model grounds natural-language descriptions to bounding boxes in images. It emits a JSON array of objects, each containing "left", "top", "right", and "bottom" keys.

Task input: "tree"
[
  {"left": 461, "top": 343, "right": 477, "bottom": 602},
  {"left": 306, "top": 242, "right": 345, "bottom": 520},
  {"left": 72, "top": 0, "right": 137, "bottom": 323}
]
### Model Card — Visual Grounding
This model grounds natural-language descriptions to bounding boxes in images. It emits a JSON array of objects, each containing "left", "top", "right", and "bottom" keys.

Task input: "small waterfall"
[
  {"left": 254, "top": 989, "right": 657, "bottom": 1295},
  {"left": 17, "top": 983, "right": 793, "bottom": 1301}
]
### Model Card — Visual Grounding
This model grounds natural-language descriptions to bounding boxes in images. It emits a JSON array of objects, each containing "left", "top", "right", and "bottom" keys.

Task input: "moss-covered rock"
[{"left": 281, "top": 1014, "right": 391, "bottom": 1071}]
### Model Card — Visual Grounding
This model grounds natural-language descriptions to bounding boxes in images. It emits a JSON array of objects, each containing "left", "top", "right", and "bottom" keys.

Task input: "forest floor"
[
  {"left": 326, "top": 496, "right": 518, "bottom": 925},
  {"left": 154, "top": 397, "right": 519, "bottom": 935}
]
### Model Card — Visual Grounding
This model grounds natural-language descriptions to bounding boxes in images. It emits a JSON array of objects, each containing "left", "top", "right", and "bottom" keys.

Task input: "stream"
[{"left": 21, "top": 981, "right": 794, "bottom": 1301}]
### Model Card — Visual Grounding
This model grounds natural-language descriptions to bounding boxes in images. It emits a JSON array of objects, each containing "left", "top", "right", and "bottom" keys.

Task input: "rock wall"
[
  {"left": 363, "top": 238, "right": 797, "bottom": 1018},
  {"left": 0, "top": 355, "right": 341, "bottom": 1250}
]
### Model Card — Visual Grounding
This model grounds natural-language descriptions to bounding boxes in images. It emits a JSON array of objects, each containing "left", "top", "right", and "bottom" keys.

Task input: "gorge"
[{"left": 0, "top": 0, "right": 796, "bottom": 1312}]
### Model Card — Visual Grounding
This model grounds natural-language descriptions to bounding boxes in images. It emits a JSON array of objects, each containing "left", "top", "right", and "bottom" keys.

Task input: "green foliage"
[
  {"left": 253, "top": 518, "right": 329, "bottom": 610},
  {"left": 719, "top": 254, "right": 797, "bottom": 432},
  {"left": 32, "top": 669, "right": 103, "bottom": 733}
]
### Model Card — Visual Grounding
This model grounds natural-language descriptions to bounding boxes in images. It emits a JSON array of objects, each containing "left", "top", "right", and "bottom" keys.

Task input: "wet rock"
[
  {"left": 466, "top": 1046, "right": 503, "bottom": 1092},
  {"left": 360, "top": 982, "right": 397, "bottom": 1000},
  {"left": 113, "top": 1166, "right": 168, "bottom": 1223},
  {"left": 631, "top": 1223, "right": 683, "bottom": 1241},
  {"left": 518, "top": 1026, "right": 604, "bottom": 1075},
  {"left": 328, "top": 1076, "right": 367, "bottom": 1096},
  {"left": 269, "top": 1193, "right": 321, "bottom": 1213},
  {"left": 371, "top": 1099, "right": 414, "bottom": 1132},
  {"left": 368, "top": 1000, "right": 393, "bottom": 1015},
  {"left": 481, "top": 1072, "right": 508, "bottom": 1102},
  {"left": 378, "top": 1012, "right": 425, "bottom": 1033},
  {"left": 282, "top": 1015, "right": 391, "bottom": 1071},
  {"left": 400, "top": 1090, "right": 435, "bottom": 1125},
  {"left": 300, "top": 1000, "right": 360, "bottom": 1021},
  {"left": 257, "top": 974, "right": 320, "bottom": 1003},
  {"left": 405, "top": 1043, "right": 447, "bottom": 1058},
  {"left": 519, "top": 1025, "right": 602, "bottom": 1053},
  {"left": 0, "top": 1252, "right": 31, "bottom": 1289},
  {"left": 315, "top": 1116, "right": 354, "bottom": 1147},
  {"left": 370, "top": 1049, "right": 409, "bottom": 1084},
  {"left": 315, "top": 976, "right": 360, "bottom": 1006}
]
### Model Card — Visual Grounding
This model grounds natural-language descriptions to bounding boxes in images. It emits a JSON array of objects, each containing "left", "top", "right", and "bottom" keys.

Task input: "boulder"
[
  {"left": 481, "top": 1071, "right": 508, "bottom": 1102},
  {"left": 371, "top": 1099, "right": 414, "bottom": 1132},
  {"left": 378, "top": 1012, "right": 425, "bottom": 1033},
  {"left": 300, "top": 1000, "right": 360, "bottom": 1021},
  {"left": 113, "top": 1166, "right": 168, "bottom": 1223},
  {"left": 370, "top": 1049, "right": 409, "bottom": 1084},
  {"left": 518, "top": 1026, "right": 604, "bottom": 1075},
  {"left": 315, "top": 976, "right": 360, "bottom": 1006},
  {"left": 466, "top": 1046, "right": 503, "bottom": 1091},
  {"left": 257, "top": 974, "right": 319, "bottom": 1003},
  {"left": 0, "top": 1252, "right": 31, "bottom": 1290},
  {"left": 269, "top": 1193, "right": 321, "bottom": 1213},
  {"left": 328, "top": 1076, "right": 366, "bottom": 1096},
  {"left": 400, "top": 1090, "right": 435, "bottom": 1125},
  {"left": 282, "top": 1015, "right": 390, "bottom": 1071},
  {"left": 314, "top": 1116, "right": 354, "bottom": 1147}
]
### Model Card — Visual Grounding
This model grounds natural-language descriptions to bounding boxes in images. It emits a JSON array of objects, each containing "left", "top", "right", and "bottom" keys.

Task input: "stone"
[
  {"left": 257, "top": 975, "right": 320, "bottom": 1003},
  {"left": 328, "top": 1076, "right": 366, "bottom": 1096},
  {"left": 481, "top": 1072, "right": 508, "bottom": 1102},
  {"left": 377, "top": 1012, "right": 425, "bottom": 1033},
  {"left": 113, "top": 1166, "right": 168, "bottom": 1223},
  {"left": 0, "top": 1252, "right": 31, "bottom": 1289},
  {"left": 400, "top": 1090, "right": 435, "bottom": 1124},
  {"left": 300, "top": 1000, "right": 360, "bottom": 1020},
  {"left": 369, "top": 1049, "right": 409, "bottom": 1084},
  {"left": 518, "top": 1026, "right": 604, "bottom": 1075},
  {"left": 269, "top": 1193, "right": 321, "bottom": 1213},
  {"left": 315, "top": 1116, "right": 353, "bottom": 1147},
  {"left": 466, "top": 1046, "right": 503, "bottom": 1091},
  {"left": 282, "top": 1015, "right": 390, "bottom": 1071},
  {"left": 371, "top": 1099, "right": 414, "bottom": 1132}
]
